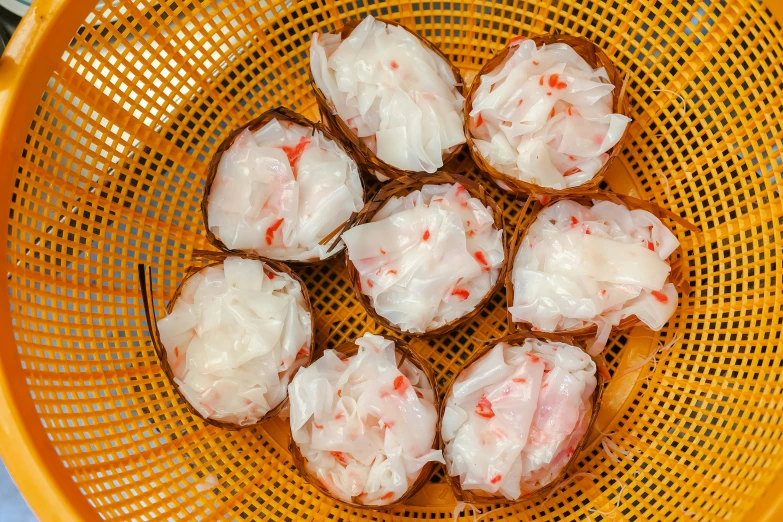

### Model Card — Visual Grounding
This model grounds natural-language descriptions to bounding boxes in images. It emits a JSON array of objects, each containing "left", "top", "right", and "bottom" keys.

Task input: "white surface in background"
[
  {"left": 0, "top": 0, "right": 29, "bottom": 17},
  {"left": 0, "top": 458, "right": 36, "bottom": 521}
]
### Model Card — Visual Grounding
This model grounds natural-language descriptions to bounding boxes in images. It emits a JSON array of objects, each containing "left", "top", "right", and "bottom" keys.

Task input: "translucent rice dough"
[
  {"left": 510, "top": 200, "right": 680, "bottom": 353},
  {"left": 469, "top": 39, "right": 631, "bottom": 189},
  {"left": 157, "top": 257, "right": 312, "bottom": 426},
  {"left": 288, "top": 333, "right": 442, "bottom": 505},
  {"left": 206, "top": 118, "right": 364, "bottom": 261},
  {"left": 342, "top": 182, "right": 504, "bottom": 334},
  {"left": 310, "top": 15, "right": 465, "bottom": 174},
  {"left": 441, "top": 339, "right": 597, "bottom": 500}
]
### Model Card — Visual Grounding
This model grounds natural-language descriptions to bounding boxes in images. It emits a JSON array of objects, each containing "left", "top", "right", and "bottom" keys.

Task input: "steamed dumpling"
[
  {"left": 207, "top": 118, "right": 363, "bottom": 261},
  {"left": 288, "top": 333, "right": 442, "bottom": 505},
  {"left": 509, "top": 200, "right": 679, "bottom": 353},
  {"left": 310, "top": 15, "right": 465, "bottom": 174},
  {"left": 158, "top": 257, "right": 312, "bottom": 425},
  {"left": 442, "top": 339, "right": 597, "bottom": 500},
  {"left": 342, "top": 183, "right": 504, "bottom": 333},
  {"left": 469, "top": 39, "right": 630, "bottom": 189}
]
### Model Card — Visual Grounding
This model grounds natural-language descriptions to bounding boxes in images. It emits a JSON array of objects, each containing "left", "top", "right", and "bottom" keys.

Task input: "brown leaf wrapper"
[
  {"left": 137, "top": 250, "right": 316, "bottom": 430},
  {"left": 288, "top": 337, "right": 440, "bottom": 509},
  {"left": 505, "top": 191, "right": 700, "bottom": 340},
  {"left": 464, "top": 34, "right": 631, "bottom": 198},
  {"left": 309, "top": 18, "right": 466, "bottom": 181},
  {"left": 437, "top": 330, "right": 605, "bottom": 504},
  {"left": 344, "top": 171, "right": 508, "bottom": 338},
  {"left": 201, "top": 106, "right": 367, "bottom": 266}
]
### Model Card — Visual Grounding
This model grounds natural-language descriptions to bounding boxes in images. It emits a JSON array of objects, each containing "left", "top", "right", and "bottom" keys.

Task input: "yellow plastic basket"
[{"left": 0, "top": 0, "right": 782, "bottom": 521}]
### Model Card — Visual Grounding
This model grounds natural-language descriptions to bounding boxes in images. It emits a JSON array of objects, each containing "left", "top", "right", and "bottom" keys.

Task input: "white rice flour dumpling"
[
  {"left": 310, "top": 16, "right": 465, "bottom": 175},
  {"left": 442, "top": 338, "right": 597, "bottom": 500},
  {"left": 206, "top": 117, "right": 364, "bottom": 261},
  {"left": 510, "top": 199, "right": 680, "bottom": 354},
  {"left": 288, "top": 333, "right": 442, "bottom": 506},
  {"left": 157, "top": 257, "right": 312, "bottom": 426},
  {"left": 342, "top": 182, "right": 504, "bottom": 334},
  {"left": 469, "top": 38, "right": 630, "bottom": 190}
]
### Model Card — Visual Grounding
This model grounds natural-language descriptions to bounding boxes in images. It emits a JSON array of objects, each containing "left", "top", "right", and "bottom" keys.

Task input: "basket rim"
[
  {"left": 0, "top": 0, "right": 107, "bottom": 520},
  {"left": 0, "top": 2, "right": 782, "bottom": 522}
]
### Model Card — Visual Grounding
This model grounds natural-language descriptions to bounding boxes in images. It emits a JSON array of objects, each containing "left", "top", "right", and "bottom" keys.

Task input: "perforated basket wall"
[{"left": 1, "top": 1, "right": 782, "bottom": 521}]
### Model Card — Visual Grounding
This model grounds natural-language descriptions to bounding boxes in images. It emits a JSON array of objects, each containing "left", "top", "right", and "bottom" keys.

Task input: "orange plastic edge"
[
  {"left": 0, "top": 2, "right": 780, "bottom": 522},
  {"left": 0, "top": 1, "right": 102, "bottom": 520}
]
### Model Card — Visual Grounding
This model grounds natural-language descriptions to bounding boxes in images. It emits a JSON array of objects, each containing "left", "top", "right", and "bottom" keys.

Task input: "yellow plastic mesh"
[{"left": 4, "top": 0, "right": 783, "bottom": 521}]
